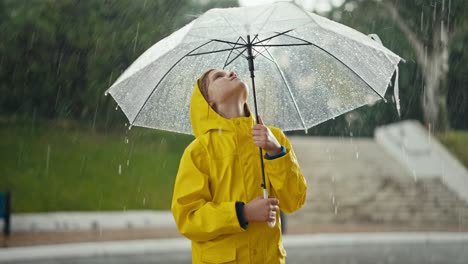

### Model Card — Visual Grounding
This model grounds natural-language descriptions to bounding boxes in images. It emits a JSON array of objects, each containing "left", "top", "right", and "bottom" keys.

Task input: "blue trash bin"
[{"left": 0, "top": 192, "right": 11, "bottom": 236}]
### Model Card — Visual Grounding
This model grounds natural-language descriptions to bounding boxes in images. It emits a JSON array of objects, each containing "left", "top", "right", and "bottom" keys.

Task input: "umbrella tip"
[{"left": 104, "top": 91, "right": 109, "bottom": 96}]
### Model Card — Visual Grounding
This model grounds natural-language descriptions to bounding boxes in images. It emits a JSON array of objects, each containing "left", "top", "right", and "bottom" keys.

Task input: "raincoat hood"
[{"left": 190, "top": 77, "right": 253, "bottom": 137}]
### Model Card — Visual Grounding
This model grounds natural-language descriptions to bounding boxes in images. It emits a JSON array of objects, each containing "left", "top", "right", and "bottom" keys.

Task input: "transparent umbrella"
[
  {"left": 105, "top": 2, "right": 403, "bottom": 227},
  {"left": 105, "top": 2, "right": 402, "bottom": 134}
]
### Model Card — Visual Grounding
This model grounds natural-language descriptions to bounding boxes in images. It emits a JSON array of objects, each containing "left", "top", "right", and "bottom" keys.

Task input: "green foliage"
[
  {"left": 0, "top": 119, "right": 193, "bottom": 212},
  {"left": 322, "top": 0, "right": 468, "bottom": 134},
  {"left": 436, "top": 130, "right": 468, "bottom": 169},
  {"left": 0, "top": 0, "right": 238, "bottom": 126}
]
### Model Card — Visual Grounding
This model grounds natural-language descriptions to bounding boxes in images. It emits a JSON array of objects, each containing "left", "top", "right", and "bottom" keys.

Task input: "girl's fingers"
[{"left": 257, "top": 115, "right": 264, "bottom": 125}]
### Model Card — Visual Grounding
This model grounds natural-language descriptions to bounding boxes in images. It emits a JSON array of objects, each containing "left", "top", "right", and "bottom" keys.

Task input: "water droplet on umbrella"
[
  {"left": 115, "top": 106, "right": 119, "bottom": 111},
  {"left": 104, "top": 91, "right": 109, "bottom": 96}
]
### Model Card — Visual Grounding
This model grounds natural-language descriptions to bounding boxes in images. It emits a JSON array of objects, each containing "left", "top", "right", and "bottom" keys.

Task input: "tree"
[
  {"left": 329, "top": 0, "right": 468, "bottom": 132},
  {"left": 0, "top": 0, "right": 238, "bottom": 128}
]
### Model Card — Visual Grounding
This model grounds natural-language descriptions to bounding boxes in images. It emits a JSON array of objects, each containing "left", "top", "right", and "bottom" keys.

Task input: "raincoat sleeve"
[
  {"left": 171, "top": 140, "right": 245, "bottom": 242},
  {"left": 266, "top": 127, "right": 307, "bottom": 213}
]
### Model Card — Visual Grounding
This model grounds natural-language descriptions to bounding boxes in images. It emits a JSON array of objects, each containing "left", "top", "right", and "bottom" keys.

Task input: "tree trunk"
[{"left": 382, "top": 1, "right": 450, "bottom": 132}]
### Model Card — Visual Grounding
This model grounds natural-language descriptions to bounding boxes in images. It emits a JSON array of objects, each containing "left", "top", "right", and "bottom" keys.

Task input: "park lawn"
[
  {"left": 0, "top": 119, "right": 193, "bottom": 213},
  {"left": 436, "top": 130, "right": 468, "bottom": 169},
  {"left": 2, "top": 119, "right": 466, "bottom": 214}
]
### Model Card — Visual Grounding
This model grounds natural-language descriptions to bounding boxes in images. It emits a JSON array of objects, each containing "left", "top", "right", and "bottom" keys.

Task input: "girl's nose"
[{"left": 229, "top": 71, "right": 237, "bottom": 78}]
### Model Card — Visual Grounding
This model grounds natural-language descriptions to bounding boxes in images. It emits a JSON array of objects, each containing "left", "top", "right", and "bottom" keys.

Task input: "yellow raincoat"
[{"left": 171, "top": 79, "right": 307, "bottom": 264}]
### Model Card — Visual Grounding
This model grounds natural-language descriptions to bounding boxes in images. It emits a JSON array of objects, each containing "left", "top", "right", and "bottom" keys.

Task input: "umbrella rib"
[
  {"left": 187, "top": 45, "right": 246, "bottom": 56},
  {"left": 131, "top": 40, "right": 214, "bottom": 125},
  {"left": 275, "top": 31, "right": 312, "bottom": 45},
  {"left": 252, "top": 47, "right": 274, "bottom": 63},
  {"left": 223, "top": 37, "right": 248, "bottom": 69},
  {"left": 252, "top": 29, "right": 294, "bottom": 45},
  {"left": 264, "top": 48, "right": 308, "bottom": 131},
  {"left": 211, "top": 39, "right": 243, "bottom": 45},
  {"left": 254, "top": 43, "right": 312, "bottom": 47},
  {"left": 224, "top": 48, "right": 248, "bottom": 68}
]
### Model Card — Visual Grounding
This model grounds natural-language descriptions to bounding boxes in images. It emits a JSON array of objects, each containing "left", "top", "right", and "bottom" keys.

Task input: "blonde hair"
[{"left": 198, "top": 69, "right": 215, "bottom": 102}]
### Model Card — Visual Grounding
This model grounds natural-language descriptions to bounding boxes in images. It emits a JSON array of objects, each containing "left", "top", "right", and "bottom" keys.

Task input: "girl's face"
[{"left": 205, "top": 69, "right": 248, "bottom": 106}]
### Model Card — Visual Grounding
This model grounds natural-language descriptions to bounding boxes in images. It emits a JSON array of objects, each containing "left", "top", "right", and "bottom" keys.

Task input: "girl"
[{"left": 171, "top": 69, "right": 307, "bottom": 263}]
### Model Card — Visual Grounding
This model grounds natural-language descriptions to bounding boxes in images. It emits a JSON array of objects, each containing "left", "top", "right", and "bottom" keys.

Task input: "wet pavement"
[{"left": 2, "top": 233, "right": 467, "bottom": 264}]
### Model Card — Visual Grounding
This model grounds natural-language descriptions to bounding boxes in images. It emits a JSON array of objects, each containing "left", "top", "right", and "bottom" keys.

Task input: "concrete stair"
[{"left": 287, "top": 136, "right": 468, "bottom": 228}]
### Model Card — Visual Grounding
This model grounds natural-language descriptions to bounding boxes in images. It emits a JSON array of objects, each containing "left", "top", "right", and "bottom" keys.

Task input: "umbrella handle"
[{"left": 263, "top": 189, "right": 276, "bottom": 228}]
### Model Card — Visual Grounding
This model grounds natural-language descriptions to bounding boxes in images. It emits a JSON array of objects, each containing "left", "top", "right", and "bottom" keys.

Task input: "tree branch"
[{"left": 380, "top": 0, "right": 427, "bottom": 70}]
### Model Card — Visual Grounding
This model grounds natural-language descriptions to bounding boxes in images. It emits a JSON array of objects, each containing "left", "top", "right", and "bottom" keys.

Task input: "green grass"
[
  {"left": 0, "top": 119, "right": 193, "bottom": 213},
  {"left": 436, "top": 130, "right": 468, "bottom": 169},
  {"left": 2, "top": 118, "right": 466, "bottom": 214}
]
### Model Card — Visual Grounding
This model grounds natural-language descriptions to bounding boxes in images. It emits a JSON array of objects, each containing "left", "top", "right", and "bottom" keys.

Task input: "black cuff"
[{"left": 235, "top": 201, "right": 248, "bottom": 229}]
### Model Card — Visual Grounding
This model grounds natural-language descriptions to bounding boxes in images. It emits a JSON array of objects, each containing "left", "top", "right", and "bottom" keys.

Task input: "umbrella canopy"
[{"left": 106, "top": 2, "right": 402, "bottom": 134}]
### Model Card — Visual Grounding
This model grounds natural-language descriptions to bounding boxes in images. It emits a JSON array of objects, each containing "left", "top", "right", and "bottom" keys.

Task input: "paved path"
[{"left": 1, "top": 233, "right": 467, "bottom": 263}]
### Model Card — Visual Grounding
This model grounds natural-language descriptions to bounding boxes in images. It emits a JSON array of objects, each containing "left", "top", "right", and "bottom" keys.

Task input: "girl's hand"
[
  {"left": 243, "top": 196, "right": 279, "bottom": 223},
  {"left": 252, "top": 115, "right": 282, "bottom": 156}
]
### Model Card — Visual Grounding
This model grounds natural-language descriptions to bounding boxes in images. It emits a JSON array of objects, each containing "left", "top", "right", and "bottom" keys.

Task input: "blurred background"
[{"left": 0, "top": 0, "right": 467, "bottom": 260}]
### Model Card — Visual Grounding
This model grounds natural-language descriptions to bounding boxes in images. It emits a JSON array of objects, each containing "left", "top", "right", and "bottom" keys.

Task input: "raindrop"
[
  {"left": 334, "top": 205, "right": 338, "bottom": 215},
  {"left": 115, "top": 105, "right": 119, "bottom": 111},
  {"left": 56, "top": 53, "right": 63, "bottom": 76},
  {"left": 118, "top": 164, "right": 122, "bottom": 175},
  {"left": 125, "top": 137, "right": 129, "bottom": 144},
  {"left": 133, "top": 22, "right": 140, "bottom": 55},
  {"left": 108, "top": 71, "right": 114, "bottom": 87},
  {"left": 128, "top": 125, "right": 133, "bottom": 130},
  {"left": 332, "top": 195, "right": 335, "bottom": 204},
  {"left": 104, "top": 91, "right": 109, "bottom": 96},
  {"left": 17, "top": 140, "right": 24, "bottom": 168},
  {"left": 420, "top": 11, "right": 424, "bottom": 32},
  {"left": 143, "top": 198, "right": 146, "bottom": 206},
  {"left": 355, "top": 152, "right": 359, "bottom": 159},
  {"left": 45, "top": 145, "right": 51, "bottom": 176},
  {"left": 427, "top": 123, "right": 432, "bottom": 143},
  {"left": 124, "top": 123, "right": 128, "bottom": 127},
  {"left": 127, "top": 159, "right": 130, "bottom": 166}
]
